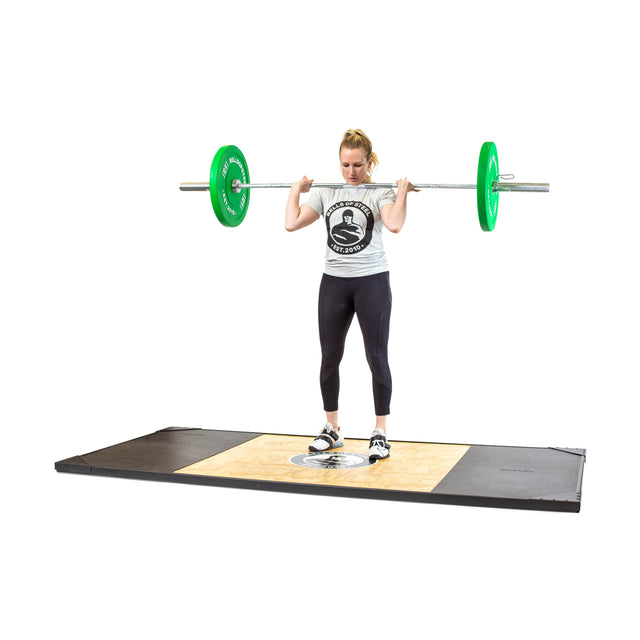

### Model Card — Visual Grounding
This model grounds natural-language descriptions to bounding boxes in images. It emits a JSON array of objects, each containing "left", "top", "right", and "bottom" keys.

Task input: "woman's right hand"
[{"left": 294, "top": 175, "right": 314, "bottom": 193}]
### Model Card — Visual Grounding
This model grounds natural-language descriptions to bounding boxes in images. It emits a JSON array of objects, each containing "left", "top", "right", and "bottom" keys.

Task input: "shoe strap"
[{"left": 316, "top": 427, "right": 339, "bottom": 446}]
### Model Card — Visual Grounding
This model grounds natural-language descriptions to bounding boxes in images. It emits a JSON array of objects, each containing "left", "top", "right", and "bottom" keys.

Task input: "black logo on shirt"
[{"left": 326, "top": 201, "right": 374, "bottom": 255}]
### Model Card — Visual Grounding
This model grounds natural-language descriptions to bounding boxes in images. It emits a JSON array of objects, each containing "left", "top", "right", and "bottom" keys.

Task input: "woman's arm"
[
  {"left": 381, "top": 178, "right": 418, "bottom": 234},
  {"left": 285, "top": 176, "right": 320, "bottom": 232}
]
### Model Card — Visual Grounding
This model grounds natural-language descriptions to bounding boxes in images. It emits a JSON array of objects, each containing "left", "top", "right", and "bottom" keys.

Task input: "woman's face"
[{"left": 340, "top": 147, "right": 371, "bottom": 185}]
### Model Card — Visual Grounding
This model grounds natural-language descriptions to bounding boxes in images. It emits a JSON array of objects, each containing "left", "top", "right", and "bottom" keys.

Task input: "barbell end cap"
[{"left": 179, "top": 182, "right": 210, "bottom": 191}]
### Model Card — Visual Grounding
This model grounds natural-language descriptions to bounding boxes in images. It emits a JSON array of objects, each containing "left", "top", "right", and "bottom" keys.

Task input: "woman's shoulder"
[{"left": 369, "top": 185, "right": 396, "bottom": 202}]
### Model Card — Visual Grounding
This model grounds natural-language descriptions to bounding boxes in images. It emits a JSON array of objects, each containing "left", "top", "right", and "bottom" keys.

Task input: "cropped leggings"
[{"left": 318, "top": 271, "right": 392, "bottom": 416}]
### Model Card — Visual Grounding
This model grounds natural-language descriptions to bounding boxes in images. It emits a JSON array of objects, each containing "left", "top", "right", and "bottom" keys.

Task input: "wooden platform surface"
[{"left": 176, "top": 435, "right": 470, "bottom": 493}]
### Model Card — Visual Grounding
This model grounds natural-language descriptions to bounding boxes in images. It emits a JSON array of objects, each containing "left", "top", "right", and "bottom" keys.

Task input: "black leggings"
[{"left": 318, "top": 271, "right": 392, "bottom": 416}]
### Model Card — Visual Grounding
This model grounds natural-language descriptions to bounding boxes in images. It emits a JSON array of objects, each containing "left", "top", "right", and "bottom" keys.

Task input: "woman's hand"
[
  {"left": 294, "top": 175, "right": 314, "bottom": 193},
  {"left": 396, "top": 177, "right": 419, "bottom": 192}
]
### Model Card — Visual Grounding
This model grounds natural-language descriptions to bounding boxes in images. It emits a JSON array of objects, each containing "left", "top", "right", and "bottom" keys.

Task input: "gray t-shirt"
[{"left": 304, "top": 187, "right": 396, "bottom": 277}]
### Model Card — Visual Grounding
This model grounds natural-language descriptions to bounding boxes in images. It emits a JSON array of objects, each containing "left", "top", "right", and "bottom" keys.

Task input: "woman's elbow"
[{"left": 382, "top": 213, "right": 404, "bottom": 234}]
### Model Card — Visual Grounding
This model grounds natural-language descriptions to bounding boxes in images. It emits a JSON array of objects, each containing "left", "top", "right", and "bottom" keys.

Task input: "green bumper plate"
[
  {"left": 209, "top": 145, "right": 250, "bottom": 227},
  {"left": 477, "top": 141, "right": 499, "bottom": 231}
]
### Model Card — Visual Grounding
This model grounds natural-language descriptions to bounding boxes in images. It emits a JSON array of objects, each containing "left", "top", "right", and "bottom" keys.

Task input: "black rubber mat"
[
  {"left": 55, "top": 428, "right": 585, "bottom": 512},
  {"left": 55, "top": 427, "right": 261, "bottom": 474},
  {"left": 432, "top": 445, "right": 586, "bottom": 506}
]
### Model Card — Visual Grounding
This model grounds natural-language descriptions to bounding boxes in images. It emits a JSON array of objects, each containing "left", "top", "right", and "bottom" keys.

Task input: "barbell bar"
[
  {"left": 180, "top": 180, "right": 549, "bottom": 192},
  {"left": 179, "top": 142, "right": 550, "bottom": 231}
]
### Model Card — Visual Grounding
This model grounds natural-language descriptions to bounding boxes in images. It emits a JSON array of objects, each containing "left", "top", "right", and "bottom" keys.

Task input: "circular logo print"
[
  {"left": 326, "top": 201, "right": 374, "bottom": 255},
  {"left": 289, "top": 452, "right": 376, "bottom": 469}
]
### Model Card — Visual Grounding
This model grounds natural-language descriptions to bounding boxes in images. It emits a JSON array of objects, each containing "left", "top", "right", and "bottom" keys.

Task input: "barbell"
[{"left": 179, "top": 142, "right": 549, "bottom": 231}]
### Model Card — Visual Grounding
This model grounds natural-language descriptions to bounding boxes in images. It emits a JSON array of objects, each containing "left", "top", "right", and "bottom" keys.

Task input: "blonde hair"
[{"left": 339, "top": 129, "right": 379, "bottom": 183}]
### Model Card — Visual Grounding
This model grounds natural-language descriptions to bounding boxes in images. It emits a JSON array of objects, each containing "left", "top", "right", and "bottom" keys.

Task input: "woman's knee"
[{"left": 366, "top": 351, "right": 391, "bottom": 378}]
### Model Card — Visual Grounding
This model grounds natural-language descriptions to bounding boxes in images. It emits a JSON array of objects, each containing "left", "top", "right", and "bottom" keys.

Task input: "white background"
[{"left": 2, "top": 1, "right": 638, "bottom": 637}]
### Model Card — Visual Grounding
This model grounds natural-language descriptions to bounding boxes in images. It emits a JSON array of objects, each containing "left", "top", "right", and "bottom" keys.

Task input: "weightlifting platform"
[{"left": 55, "top": 427, "right": 586, "bottom": 512}]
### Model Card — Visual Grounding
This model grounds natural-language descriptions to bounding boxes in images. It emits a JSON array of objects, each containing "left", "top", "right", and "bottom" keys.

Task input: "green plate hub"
[
  {"left": 209, "top": 145, "right": 251, "bottom": 227},
  {"left": 477, "top": 141, "right": 499, "bottom": 231}
]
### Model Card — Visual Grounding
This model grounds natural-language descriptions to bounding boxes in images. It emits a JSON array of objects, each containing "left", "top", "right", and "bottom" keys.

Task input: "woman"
[{"left": 285, "top": 129, "right": 416, "bottom": 460}]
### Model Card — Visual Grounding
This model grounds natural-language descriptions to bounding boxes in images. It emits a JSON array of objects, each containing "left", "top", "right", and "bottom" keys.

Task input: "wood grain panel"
[{"left": 175, "top": 435, "right": 470, "bottom": 493}]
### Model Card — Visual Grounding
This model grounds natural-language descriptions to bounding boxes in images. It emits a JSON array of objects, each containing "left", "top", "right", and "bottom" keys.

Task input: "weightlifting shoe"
[
  {"left": 369, "top": 429, "right": 391, "bottom": 461},
  {"left": 309, "top": 423, "right": 344, "bottom": 452}
]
